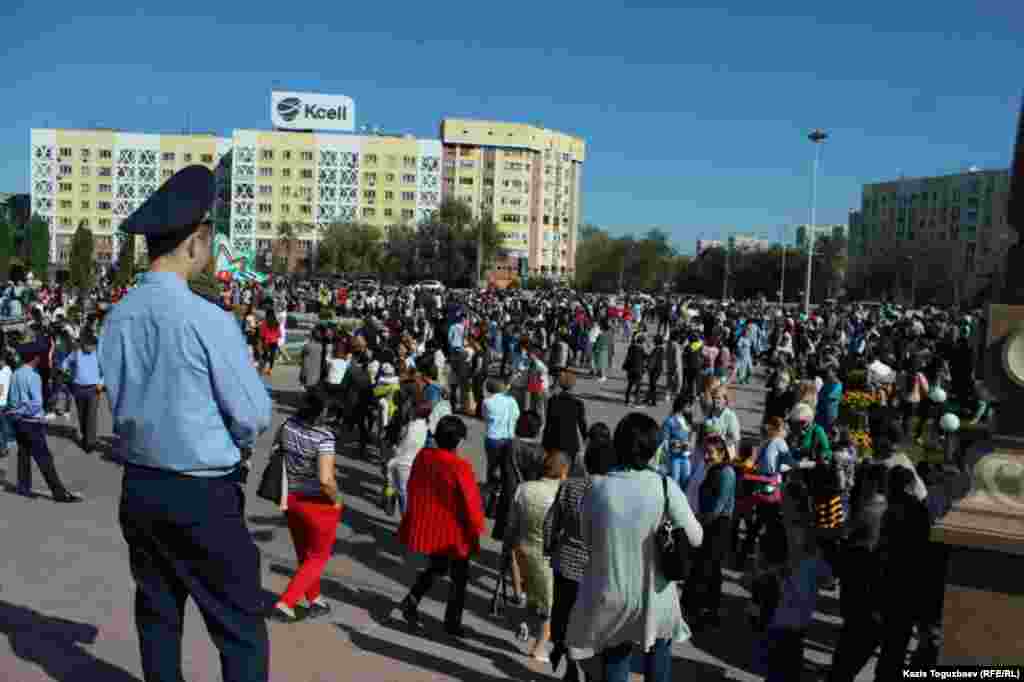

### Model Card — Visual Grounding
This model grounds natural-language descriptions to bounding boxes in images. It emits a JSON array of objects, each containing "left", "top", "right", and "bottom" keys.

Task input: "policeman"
[
  {"left": 8, "top": 337, "right": 82, "bottom": 502},
  {"left": 99, "top": 166, "right": 272, "bottom": 682}
]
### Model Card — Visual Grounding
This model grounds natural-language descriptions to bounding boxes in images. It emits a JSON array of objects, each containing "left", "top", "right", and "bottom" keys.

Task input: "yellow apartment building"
[
  {"left": 229, "top": 129, "right": 441, "bottom": 267},
  {"left": 30, "top": 129, "right": 231, "bottom": 268},
  {"left": 440, "top": 118, "right": 585, "bottom": 286},
  {"left": 31, "top": 117, "right": 583, "bottom": 283}
]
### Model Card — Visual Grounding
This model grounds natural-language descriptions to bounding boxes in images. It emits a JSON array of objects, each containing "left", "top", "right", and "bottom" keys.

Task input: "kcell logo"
[
  {"left": 277, "top": 97, "right": 301, "bottom": 122},
  {"left": 303, "top": 104, "right": 348, "bottom": 122}
]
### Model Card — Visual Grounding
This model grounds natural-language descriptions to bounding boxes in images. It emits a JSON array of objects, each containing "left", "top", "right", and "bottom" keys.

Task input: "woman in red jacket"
[
  {"left": 258, "top": 310, "right": 282, "bottom": 376},
  {"left": 399, "top": 415, "right": 485, "bottom": 638}
]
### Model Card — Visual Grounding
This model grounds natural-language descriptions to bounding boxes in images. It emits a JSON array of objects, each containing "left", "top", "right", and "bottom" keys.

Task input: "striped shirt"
[
  {"left": 543, "top": 477, "right": 593, "bottom": 582},
  {"left": 281, "top": 418, "right": 336, "bottom": 496}
]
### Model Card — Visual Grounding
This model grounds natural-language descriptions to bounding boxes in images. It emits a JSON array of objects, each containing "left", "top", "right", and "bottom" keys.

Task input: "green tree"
[
  {"left": 27, "top": 214, "right": 49, "bottom": 281},
  {"left": 69, "top": 222, "right": 96, "bottom": 292},
  {"left": 319, "top": 222, "right": 385, "bottom": 275},
  {"left": 113, "top": 234, "right": 137, "bottom": 288},
  {"left": 0, "top": 220, "right": 12, "bottom": 281},
  {"left": 276, "top": 221, "right": 295, "bottom": 273}
]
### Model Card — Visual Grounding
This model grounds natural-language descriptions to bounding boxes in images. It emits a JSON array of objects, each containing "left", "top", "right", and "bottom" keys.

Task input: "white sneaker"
[{"left": 45, "top": 413, "right": 57, "bottom": 420}]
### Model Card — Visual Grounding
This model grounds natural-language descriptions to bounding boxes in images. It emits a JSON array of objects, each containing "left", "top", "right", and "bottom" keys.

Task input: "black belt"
[{"left": 123, "top": 462, "right": 248, "bottom": 483}]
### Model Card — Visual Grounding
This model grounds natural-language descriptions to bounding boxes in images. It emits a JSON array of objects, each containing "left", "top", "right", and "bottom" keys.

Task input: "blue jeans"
[
  {"left": 603, "top": 638, "right": 672, "bottom": 682},
  {"left": 669, "top": 454, "right": 692, "bottom": 495}
]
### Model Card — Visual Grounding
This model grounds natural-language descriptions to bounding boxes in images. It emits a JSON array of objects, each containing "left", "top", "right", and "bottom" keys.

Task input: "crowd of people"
[
  {"left": 235, "top": 279, "right": 983, "bottom": 681},
  {"left": 2, "top": 266, "right": 987, "bottom": 681}
]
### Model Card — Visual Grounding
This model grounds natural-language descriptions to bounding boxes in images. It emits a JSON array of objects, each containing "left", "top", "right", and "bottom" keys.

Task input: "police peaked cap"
[{"left": 120, "top": 165, "right": 216, "bottom": 236}]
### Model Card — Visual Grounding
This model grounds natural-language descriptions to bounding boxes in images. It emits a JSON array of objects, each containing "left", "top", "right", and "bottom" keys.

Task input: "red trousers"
[{"left": 280, "top": 493, "right": 342, "bottom": 608}]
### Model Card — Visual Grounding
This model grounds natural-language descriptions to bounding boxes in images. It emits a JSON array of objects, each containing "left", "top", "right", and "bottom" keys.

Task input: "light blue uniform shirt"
[
  {"left": 99, "top": 272, "right": 272, "bottom": 476},
  {"left": 448, "top": 321, "right": 465, "bottom": 351},
  {"left": 6, "top": 365, "right": 44, "bottom": 421},
  {"left": 62, "top": 349, "right": 103, "bottom": 386},
  {"left": 483, "top": 392, "right": 520, "bottom": 441}
]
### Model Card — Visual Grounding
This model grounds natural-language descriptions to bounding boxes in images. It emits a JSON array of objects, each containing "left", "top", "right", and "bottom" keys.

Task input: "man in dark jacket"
[
  {"left": 542, "top": 371, "right": 588, "bottom": 473},
  {"left": 339, "top": 336, "right": 374, "bottom": 457},
  {"left": 646, "top": 336, "right": 665, "bottom": 406}
]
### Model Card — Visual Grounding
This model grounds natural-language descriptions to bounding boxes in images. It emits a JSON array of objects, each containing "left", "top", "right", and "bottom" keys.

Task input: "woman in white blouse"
[
  {"left": 385, "top": 401, "right": 432, "bottom": 514},
  {"left": 567, "top": 413, "right": 703, "bottom": 682}
]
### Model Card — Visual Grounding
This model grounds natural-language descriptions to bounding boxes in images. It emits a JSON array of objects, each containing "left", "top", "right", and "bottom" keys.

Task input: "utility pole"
[
  {"left": 804, "top": 129, "right": 828, "bottom": 315},
  {"left": 779, "top": 224, "right": 787, "bottom": 306}
]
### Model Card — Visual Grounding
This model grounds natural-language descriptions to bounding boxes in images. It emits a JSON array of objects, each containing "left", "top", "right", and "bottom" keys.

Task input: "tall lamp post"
[
  {"left": 804, "top": 129, "right": 828, "bottom": 315},
  {"left": 779, "top": 224, "right": 788, "bottom": 306}
]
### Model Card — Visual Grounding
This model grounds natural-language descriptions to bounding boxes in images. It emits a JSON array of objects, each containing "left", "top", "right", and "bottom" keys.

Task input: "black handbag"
[
  {"left": 256, "top": 424, "right": 288, "bottom": 506},
  {"left": 656, "top": 474, "right": 691, "bottom": 582}
]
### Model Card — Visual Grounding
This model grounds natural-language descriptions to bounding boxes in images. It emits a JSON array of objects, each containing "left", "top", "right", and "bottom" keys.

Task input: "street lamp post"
[
  {"left": 779, "top": 224, "right": 787, "bottom": 306},
  {"left": 804, "top": 129, "right": 828, "bottom": 315}
]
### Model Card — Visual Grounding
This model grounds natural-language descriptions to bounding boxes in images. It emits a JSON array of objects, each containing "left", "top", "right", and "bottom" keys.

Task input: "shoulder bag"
[
  {"left": 656, "top": 474, "right": 691, "bottom": 582},
  {"left": 256, "top": 422, "right": 289, "bottom": 511}
]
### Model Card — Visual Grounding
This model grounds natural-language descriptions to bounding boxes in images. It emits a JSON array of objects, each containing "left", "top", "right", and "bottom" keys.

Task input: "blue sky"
[{"left": 2, "top": 0, "right": 1021, "bottom": 253}]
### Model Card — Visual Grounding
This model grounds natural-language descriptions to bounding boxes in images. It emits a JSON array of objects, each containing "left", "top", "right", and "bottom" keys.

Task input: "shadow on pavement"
[
  {"left": 338, "top": 625, "right": 513, "bottom": 681},
  {"left": 0, "top": 599, "right": 141, "bottom": 681}
]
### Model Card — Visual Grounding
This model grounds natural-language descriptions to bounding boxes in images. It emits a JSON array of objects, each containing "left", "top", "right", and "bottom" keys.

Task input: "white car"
[{"left": 418, "top": 280, "right": 445, "bottom": 292}]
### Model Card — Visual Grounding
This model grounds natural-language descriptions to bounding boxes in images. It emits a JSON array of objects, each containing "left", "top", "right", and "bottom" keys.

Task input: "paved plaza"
[{"left": 0, "top": 343, "right": 877, "bottom": 681}]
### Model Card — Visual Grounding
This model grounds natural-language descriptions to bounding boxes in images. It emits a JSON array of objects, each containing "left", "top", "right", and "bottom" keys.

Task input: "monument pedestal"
[{"left": 931, "top": 439, "right": 1024, "bottom": 665}]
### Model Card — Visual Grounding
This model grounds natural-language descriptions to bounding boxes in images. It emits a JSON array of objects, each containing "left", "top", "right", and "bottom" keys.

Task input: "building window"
[
  {"left": 59, "top": 182, "right": 72, "bottom": 192},
  {"left": 403, "top": 155, "right": 417, "bottom": 168},
  {"left": 201, "top": 153, "right": 214, "bottom": 164},
  {"left": 59, "top": 147, "right": 72, "bottom": 157},
  {"left": 81, "top": 201, "right": 90, "bottom": 210},
  {"left": 59, "top": 164, "right": 73, "bottom": 175},
  {"left": 282, "top": 151, "right": 292, "bottom": 160},
  {"left": 300, "top": 169, "right": 313, "bottom": 179},
  {"left": 261, "top": 150, "right": 274, "bottom": 161},
  {"left": 258, "top": 203, "right": 272, "bottom": 214},
  {"left": 97, "top": 166, "right": 112, "bottom": 177},
  {"left": 98, "top": 201, "right": 112, "bottom": 210},
  {"left": 402, "top": 174, "right": 416, "bottom": 184},
  {"left": 59, "top": 217, "right": 72, "bottom": 226},
  {"left": 183, "top": 153, "right": 192, "bottom": 162},
  {"left": 385, "top": 173, "right": 395, "bottom": 182},
  {"left": 259, "top": 185, "right": 273, "bottom": 195},
  {"left": 258, "top": 221, "right": 272, "bottom": 231},
  {"left": 300, "top": 151, "right": 313, "bottom": 162},
  {"left": 384, "top": 208, "right": 393, "bottom": 217},
  {"left": 80, "top": 184, "right": 90, "bottom": 193},
  {"left": 162, "top": 152, "right": 175, "bottom": 162},
  {"left": 401, "top": 191, "right": 415, "bottom": 202},
  {"left": 384, "top": 191, "right": 394, "bottom": 201},
  {"left": 281, "top": 186, "right": 292, "bottom": 198},
  {"left": 81, "top": 166, "right": 92, "bottom": 177},
  {"left": 362, "top": 207, "right": 376, "bottom": 218},
  {"left": 80, "top": 148, "right": 90, "bottom": 160},
  {"left": 281, "top": 204, "right": 290, "bottom": 214},
  {"left": 99, "top": 218, "right": 111, "bottom": 228},
  {"left": 365, "top": 154, "right": 378, "bottom": 165},
  {"left": 364, "top": 190, "right": 376, "bottom": 201},
  {"left": 59, "top": 200, "right": 72, "bottom": 209},
  {"left": 300, "top": 204, "right": 311, "bottom": 215},
  {"left": 259, "top": 167, "right": 273, "bottom": 177},
  {"left": 281, "top": 168, "right": 291, "bottom": 178},
  {"left": 98, "top": 184, "right": 112, "bottom": 194},
  {"left": 98, "top": 149, "right": 112, "bottom": 159},
  {"left": 459, "top": 177, "right": 474, "bottom": 186}
]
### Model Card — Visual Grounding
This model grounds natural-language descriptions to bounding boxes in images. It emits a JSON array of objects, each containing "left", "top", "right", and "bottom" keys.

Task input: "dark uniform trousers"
[
  {"left": 120, "top": 465, "right": 269, "bottom": 682},
  {"left": 15, "top": 419, "right": 70, "bottom": 496},
  {"left": 72, "top": 384, "right": 99, "bottom": 449}
]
